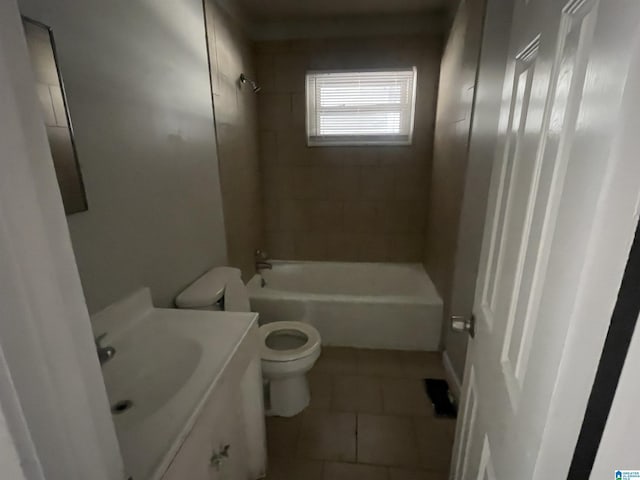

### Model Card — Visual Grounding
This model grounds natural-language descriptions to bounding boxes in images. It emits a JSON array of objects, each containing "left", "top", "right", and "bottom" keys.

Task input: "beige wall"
[
  {"left": 444, "top": 0, "right": 513, "bottom": 381},
  {"left": 20, "top": 0, "right": 228, "bottom": 313},
  {"left": 424, "top": 1, "right": 480, "bottom": 304},
  {"left": 204, "top": 1, "right": 263, "bottom": 280},
  {"left": 424, "top": 0, "right": 494, "bottom": 379},
  {"left": 255, "top": 36, "right": 441, "bottom": 262}
]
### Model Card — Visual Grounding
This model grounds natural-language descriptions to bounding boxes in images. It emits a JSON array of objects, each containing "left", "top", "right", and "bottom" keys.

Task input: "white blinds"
[{"left": 306, "top": 68, "right": 417, "bottom": 146}]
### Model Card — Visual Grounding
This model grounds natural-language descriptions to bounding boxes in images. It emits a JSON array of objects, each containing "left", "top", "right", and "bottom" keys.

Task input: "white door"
[
  {"left": 451, "top": 0, "right": 640, "bottom": 478},
  {"left": 0, "top": 1, "right": 124, "bottom": 478}
]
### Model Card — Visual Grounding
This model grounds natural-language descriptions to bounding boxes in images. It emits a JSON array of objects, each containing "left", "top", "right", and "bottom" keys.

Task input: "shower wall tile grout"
[
  {"left": 204, "top": 0, "right": 264, "bottom": 279},
  {"left": 254, "top": 35, "right": 442, "bottom": 262}
]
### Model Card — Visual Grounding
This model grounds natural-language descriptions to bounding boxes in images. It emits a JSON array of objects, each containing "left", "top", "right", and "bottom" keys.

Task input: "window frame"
[{"left": 305, "top": 67, "right": 418, "bottom": 147}]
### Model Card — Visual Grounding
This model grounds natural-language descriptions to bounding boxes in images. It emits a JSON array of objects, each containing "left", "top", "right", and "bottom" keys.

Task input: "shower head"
[{"left": 240, "top": 73, "right": 261, "bottom": 93}]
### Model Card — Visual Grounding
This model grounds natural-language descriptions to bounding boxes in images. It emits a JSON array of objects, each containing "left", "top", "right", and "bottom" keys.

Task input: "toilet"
[{"left": 175, "top": 267, "right": 321, "bottom": 417}]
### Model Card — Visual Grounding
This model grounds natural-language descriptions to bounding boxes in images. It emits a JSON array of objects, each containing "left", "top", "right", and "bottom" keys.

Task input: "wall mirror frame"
[{"left": 22, "top": 16, "right": 88, "bottom": 215}]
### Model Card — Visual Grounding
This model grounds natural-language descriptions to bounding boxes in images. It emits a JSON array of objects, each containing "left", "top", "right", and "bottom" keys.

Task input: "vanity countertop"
[{"left": 91, "top": 288, "right": 258, "bottom": 480}]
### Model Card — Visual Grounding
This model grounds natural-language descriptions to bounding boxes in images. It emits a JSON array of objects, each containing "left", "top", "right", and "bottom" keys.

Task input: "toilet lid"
[{"left": 260, "top": 321, "right": 321, "bottom": 362}]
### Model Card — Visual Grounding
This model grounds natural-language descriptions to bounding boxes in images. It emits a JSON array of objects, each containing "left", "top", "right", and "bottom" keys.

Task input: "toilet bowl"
[
  {"left": 176, "top": 267, "right": 322, "bottom": 417},
  {"left": 260, "top": 321, "right": 321, "bottom": 416}
]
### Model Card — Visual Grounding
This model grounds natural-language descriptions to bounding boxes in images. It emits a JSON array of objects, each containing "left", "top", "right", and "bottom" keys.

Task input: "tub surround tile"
[
  {"left": 205, "top": 0, "right": 262, "bottom": 280},
  {"left": 291, "top": 166, "right": 328, "bottom": 200},
  {"left": 326, "top": 233, "right": 364, "bottom": 261},
  {"left": 279, "top": 200, "right": 311, "bottom": 232},
  {"left": 263, "top": 164, "right": 293, "bottom": 201},
  {"left": 291, "top": 93, "right": 306, "bottom": 128},
  {"left": 259, "top": 130, "right": 277, "bottom": 162},
  {"left": 258, "top": 93, "right": 293, "bottom": 130},
  {"left": 309, "top": 201, "right": 344, "bottom": 233},
  {"left": 381, "top": 202, "right": 416, "bottom": 234},
  {"left": 278, "top": 129, "right": 309, "bottom": 164},
  {"left": 294, "top": 234, "right": 328, "bottom": 261},
  {"left": 393, "top": 165, "right": 429, "bottom": 202},
  {"left": 388, "top": 234, "right": 425, "bottom": 262},
  {"left": 255, "top": 36, "right": 440, "bottom": 263},
  {"left": 342, "top": 201, "right": 380, "bottom": 234},
  {"left": 358, "top": 236, "right": 391, "bottom": 262},
  {"left": 359, "top": 166, "right": 397, "bottom": 200},
  {"left": 297, "top": 410, "right": 357, "bottom": 462},
  {"left": 264, "top": 199, "right": 281, "bottom": 232},
  {"left": 265, "top": 232, "right": 295, "bottom": 259},
  {"left": 325, "top": 166, "right": 361, "bottom": 200}
]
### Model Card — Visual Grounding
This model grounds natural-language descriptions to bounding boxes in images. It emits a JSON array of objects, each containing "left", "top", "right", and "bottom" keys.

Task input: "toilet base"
[{"left": 265, "top": 374, "right": 310, "bottom": 417}]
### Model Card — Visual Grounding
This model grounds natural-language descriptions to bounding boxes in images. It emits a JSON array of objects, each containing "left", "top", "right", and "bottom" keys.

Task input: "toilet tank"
[{"left": 175, "top": 267, "right": 250, "bottom": 312}]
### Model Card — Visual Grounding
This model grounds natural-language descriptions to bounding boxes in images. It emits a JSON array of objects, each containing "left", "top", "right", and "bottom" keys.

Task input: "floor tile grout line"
[
  {"left": 268, "top": 347, "right": 454, "bottom": 476},
  {"left": 355, "top": 411, "right": 359, "bottom": 464},
  {"left": 329, "top": 373, "right": 336, "bottom": 411},
  {"left": 410, "top": 414, "right": 422, "bottom": 471},
  {"left": 303, "top": 404, "right": 445, "bottom": 420},
  {"left": 293, "top": 410, "right": 304, "bottom": 459},
  {"left": 270, "top": 454, "right": 451, "bottom": 473}
]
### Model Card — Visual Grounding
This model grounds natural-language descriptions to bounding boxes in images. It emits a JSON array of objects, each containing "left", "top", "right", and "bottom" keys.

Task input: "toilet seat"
[{"left": 260, "top": 321, "right": 321, "bottom": 362}]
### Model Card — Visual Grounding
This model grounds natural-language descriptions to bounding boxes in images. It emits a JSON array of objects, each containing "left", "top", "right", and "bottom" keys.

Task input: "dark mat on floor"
[{"left": 424, "top": 378, "right": 457, "bottom": 418}]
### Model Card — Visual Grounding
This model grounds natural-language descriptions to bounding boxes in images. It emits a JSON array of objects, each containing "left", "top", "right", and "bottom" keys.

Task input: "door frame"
[
  {"left": 569, "top": 218, "right": 640, "bottom": 478},
  {"left": 568, "top": 35, "right": 640, "bottom": 477},
  {"left": 0, "top": 1, "right": 124, "bottom": 479},
  {"left": 3, "top": 0, "right": 640, "bottom": 478},
  {"left": 527, "top": 12, "right": 640, "bottom": 475},
  {"left": 442, "top": 0, "right": 515, "bottom": 400}
]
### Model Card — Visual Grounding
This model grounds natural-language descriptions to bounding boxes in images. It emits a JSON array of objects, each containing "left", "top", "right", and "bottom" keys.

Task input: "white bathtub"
[{"left": 247, "top": 261, "right": 443, "bottom": 351}]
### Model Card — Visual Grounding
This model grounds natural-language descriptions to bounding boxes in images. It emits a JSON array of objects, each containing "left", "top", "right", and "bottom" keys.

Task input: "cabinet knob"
[{"left": 210, "top": 444, "right": 230, "bottom": 470}]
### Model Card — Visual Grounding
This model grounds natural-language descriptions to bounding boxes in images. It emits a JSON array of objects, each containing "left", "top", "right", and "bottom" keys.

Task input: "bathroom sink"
[
  {"left": 91, "top": 288, "right": 258, "bottom": 480},
  {"left": 101, "top": 331, "right": 202, "bottom": 424}
]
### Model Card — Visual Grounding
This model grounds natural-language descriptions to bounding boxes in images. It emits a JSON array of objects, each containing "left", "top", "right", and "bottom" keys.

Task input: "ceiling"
[{"left": 237, "top": 0, "right": 450, "bottom": 19}]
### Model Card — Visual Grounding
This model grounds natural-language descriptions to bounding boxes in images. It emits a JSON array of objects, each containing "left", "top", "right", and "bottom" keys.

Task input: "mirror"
[{"left": 22, "top": 17, "right": 88, "bottom": 215}]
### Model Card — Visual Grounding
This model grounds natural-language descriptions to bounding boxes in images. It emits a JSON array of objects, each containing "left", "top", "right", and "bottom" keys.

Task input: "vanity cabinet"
[{"left": 162, "top": 326, "right": 266, "bottom": 480}]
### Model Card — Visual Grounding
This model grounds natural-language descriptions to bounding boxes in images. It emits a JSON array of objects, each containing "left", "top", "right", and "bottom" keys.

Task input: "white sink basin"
[
  {"left": 102, "top": 331, "right": 202, "bottom": 424},
  {"left": 91, "top": 288, "right": 258, "bottom": 480}
]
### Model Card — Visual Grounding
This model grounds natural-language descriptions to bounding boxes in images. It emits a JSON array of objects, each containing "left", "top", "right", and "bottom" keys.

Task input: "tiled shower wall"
[
  {"left": 204, "top": 1, "right": 262, "bottom": 279},
  {"left": 255, "top": 36, "right": 441, "bottom": 262}
]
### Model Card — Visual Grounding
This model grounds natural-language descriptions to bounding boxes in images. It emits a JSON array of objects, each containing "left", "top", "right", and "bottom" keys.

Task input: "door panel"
[
  {"left": 453, "top": 367, "right": 478, "bottom": 479},
  {"left": 477, "top": 437, "right": 497, "bottom": 480},
  {"left": 452, "top": 0, "right": 640, "bottom": 478},
  {"left": 508, "top": 0, "right": 598, "bottom": 388},
  {"left": 477, "top": 38, "right": 540, "bottom": 335}
]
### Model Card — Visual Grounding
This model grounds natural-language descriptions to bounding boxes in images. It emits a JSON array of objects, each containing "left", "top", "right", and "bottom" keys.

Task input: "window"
[{"left": 305, "top": 68, "right": 417, "bottom": 146}]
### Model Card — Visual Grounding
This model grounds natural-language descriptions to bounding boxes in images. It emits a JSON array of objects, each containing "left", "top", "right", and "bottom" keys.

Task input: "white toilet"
[{"left": 175, "top": 267, "right": 321, "bottom": 417}]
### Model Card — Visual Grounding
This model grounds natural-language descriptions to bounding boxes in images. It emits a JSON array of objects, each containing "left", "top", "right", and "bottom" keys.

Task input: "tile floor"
[{"left": 264, "top": 347, "right": 456, "bottom": 480}]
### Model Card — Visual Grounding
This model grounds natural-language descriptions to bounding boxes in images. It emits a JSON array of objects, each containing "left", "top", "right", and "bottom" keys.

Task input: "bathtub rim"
[{"left": 247, "top": 260, "right": 443, "bottom": 307}]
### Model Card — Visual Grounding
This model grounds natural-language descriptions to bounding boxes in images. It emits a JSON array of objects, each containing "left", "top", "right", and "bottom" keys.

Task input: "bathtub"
[{"left": 247, "top": 261, "right": 443, "bottom": 351}]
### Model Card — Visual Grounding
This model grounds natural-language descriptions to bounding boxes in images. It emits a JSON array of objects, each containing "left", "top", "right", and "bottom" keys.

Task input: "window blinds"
[{"left": 306, "top": 68, "right": 417, "bottom": 146}]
